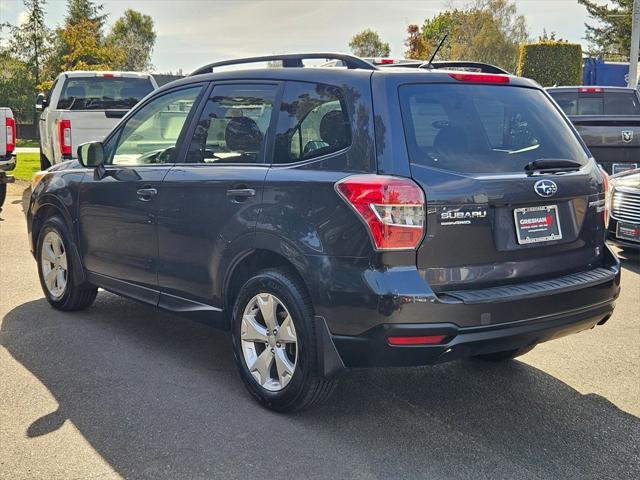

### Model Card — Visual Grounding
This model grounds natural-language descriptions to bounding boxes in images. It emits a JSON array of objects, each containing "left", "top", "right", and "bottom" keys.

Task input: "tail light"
[
  {"left": 600, "top": 166, "right": 610, "bottom": 229},
  {"left": 448, "top": 72, "right": 509, "bottom": 84},
  {"left": 336, "top": 174, "right": 425, "bottom": 251},
  {"left": 59, "top": 119, "right": 72, "bottom": 156},
  {"left": 5, "top": 117, "right": 16, "bottom": 154}
]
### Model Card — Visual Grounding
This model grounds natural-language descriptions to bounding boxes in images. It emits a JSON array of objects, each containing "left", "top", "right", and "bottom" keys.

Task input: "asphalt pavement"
[{"left": 1, "top": 182, "right": 639, "bottom": 480}]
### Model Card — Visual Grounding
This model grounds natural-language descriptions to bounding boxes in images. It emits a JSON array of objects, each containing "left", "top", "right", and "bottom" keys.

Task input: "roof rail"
[
  {"left": 190, "top": 53, "right": 377, "bottom": 76},
  {"left": 420, "top": 61, "right": 509, "bottom": 74}
]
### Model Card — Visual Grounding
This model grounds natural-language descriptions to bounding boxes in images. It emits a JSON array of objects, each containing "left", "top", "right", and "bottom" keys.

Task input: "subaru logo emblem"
[
  {"left": 621, "top": 130, "right": 633, "bottom": 143},
  {"left": 534, "top": 179, "right": 557, "bottom": 198}
]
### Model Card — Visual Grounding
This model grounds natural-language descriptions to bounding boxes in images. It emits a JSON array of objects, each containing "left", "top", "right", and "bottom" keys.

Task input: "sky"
[{"left": 0, "top": 0, "right": 615, "bottom": 73}]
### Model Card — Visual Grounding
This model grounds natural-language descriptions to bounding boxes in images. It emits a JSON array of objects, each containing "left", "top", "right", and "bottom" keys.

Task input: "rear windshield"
[
  {"left": 399, "top": 84, "right": 589, "bottom": 174},
  {"left": 57, "top": 76, "right": 154, "bottom": 110},
  {"left": 548, "top": 90, "right": 640, "bottom": 116}
]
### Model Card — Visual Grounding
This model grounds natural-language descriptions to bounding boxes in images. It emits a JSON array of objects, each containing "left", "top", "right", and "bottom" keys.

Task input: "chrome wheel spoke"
[
  {"left": 274, "top": 348, "right": 295, "bottom": 387},
  {"left": 56, "top": 269, "right": 66, "bottom": 291},
  {"left": 42, "top": 242, "right": 56, "bottom": 262},
  {"left": 250, "top": 348, "right": 274, "bottom": 385},
  {"left": 276, "top": 315, "right": 297, "bottom": 344},
  {"left": 257, "top": 294, "right": 278, "bottom": 332},
  {"left": 58, "top": 253, "right": 68, "bottom": 270},
  {"left": 241, "top": 314, "right": 268, "bottom": 342},
  {"left": 44, "top": 268, "right": 57, "bottom": 290}
]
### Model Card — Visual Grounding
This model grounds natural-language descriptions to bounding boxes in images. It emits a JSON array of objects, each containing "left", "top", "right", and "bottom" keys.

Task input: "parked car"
[
  {"left": 37, "top": 71, "right": 158, "bottom": 170},
  {"left": 546, "top": 86, "right": 640, "bottom": 175},
  {"left": 28, "top": 53, "right": 620, "bottom": 412},
  {"left": 0, "top": 107, "right": 16, "bottom": 208},
  {"left": 608, "top": 168, "right": 640, "bottom": 251}
]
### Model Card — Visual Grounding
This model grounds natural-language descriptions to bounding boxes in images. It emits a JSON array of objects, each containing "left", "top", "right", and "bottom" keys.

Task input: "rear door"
[
  {"left": 397, "top": 81, "right": 604, "bottom": 291},
  {"left": 156, "top": 82, "right": 280, "bottom": 310},
  {"left": 78, "top": 85, "right": 204, "bottom": 303}
]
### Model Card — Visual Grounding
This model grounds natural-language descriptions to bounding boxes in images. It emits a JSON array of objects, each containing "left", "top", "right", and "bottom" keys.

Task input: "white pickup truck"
[
  {"left": 37, "top": 71, "right": 157, "bottom": 169},
  {"left": 0, "top": 107, "right": 17, "bottom": 208}
]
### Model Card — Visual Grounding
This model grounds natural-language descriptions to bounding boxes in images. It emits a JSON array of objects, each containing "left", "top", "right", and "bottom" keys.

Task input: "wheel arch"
[{"left": 222, "top": 246, "right": 312, "bottom": 321}]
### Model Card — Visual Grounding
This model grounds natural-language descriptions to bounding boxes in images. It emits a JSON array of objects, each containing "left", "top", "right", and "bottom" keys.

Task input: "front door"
[
  {"left": 78, "top": 85, "right": 204, "bottom": 303},
  {"left": 157, "top": 82, "right": 280, "bottom": 310}
]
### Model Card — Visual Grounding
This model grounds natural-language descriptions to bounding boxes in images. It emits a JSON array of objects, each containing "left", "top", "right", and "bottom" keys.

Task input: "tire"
[
  {"left": 40, "top": 148, "right": 51, "bottom": 170},
  {"left": 36, "top": 216, "right": 97, "bottom": 311},
  {"left": 0, "top": 183, "right": 6, "bottom": 208},
  {"left": 231, "top": 268, "right": 337, "bottom": 412},
  {"left": 473, "top": 344, "right": 536, "bottom": 362}
]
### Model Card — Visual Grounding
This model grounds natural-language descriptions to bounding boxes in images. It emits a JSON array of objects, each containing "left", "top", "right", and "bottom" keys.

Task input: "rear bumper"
[
  {"left": 306, "top": 245, "right": 620, "bottom": 370},
  {"left": 0, "top": 154, "right": 16, "bottom": 173},
  {"left": 330, "top": 300, "right": 614, "bottom": 368}
]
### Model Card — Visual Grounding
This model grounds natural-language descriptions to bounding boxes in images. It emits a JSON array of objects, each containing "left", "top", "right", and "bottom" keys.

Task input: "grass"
[
  {"left": 16, "top": 138, "right": 40, "bottom": 148},
  {"left": 11, "top": 152, "right": 40, "bottom": 181}
]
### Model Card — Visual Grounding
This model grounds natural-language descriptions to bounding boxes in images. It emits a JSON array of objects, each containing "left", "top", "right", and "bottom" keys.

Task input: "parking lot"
[{"left": 1, "top": 181, "right": 639, "bottom": 479}]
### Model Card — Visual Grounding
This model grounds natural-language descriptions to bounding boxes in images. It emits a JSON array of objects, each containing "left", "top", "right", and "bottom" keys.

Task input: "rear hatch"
[
  {"left": 547, "top": 88, "right": 640, "bottom": 174},
  {"left": 398, "top": 80, "right": 605, "bottom": 292}
]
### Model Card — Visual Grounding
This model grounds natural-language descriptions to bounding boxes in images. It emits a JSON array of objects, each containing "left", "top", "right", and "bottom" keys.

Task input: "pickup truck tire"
[
  {"left": 37, "top": 216, "right": 97, "bottom": 311},
  {"left": 0, "top": 183, "right": 6, "bottom": 208},
  {"left": 231, "top": 268, "right": 337, "bottom": 412},
  {"left": 40, "top": 149, "right": 51, "bottom": 170},
  {"left": 473, "top": 345, "right": 536, "bottom": 362}
]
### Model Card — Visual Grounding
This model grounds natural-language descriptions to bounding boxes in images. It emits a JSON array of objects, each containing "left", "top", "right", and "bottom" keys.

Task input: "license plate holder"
[
  {"left": 616, "top": 221, "right": 640, "bottom": 243},
  {"left": 612, "top": 163, "right": 638, "bottom": 175},
  {"left": 514, "top": 205, "right": 562, "bottom": 245}
]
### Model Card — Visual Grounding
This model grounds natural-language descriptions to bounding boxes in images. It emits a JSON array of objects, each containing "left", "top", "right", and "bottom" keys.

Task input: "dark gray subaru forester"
[{"left": 28, "top": 54, "right": 621, "bottom": 411}]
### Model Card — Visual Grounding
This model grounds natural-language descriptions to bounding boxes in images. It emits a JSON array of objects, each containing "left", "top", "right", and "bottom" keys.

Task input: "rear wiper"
[{"left": 524, "top": 159, "right": 582, "bottom": 175}]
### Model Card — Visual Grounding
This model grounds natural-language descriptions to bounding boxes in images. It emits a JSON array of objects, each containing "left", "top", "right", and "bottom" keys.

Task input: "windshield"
[
  {"left": 57, "top": 76, "right": 154, "bottom": 110},
  {"left": 399, "top": 84, "right": 589, "bottom": 174},
  {"left": 548, "top": 90, "right": 640, "bottom": 116}
]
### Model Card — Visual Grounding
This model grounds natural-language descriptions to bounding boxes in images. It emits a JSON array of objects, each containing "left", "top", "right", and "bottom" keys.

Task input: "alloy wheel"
[
  {"left": 41, "top": 230, "right": 68, "bottom": 299},
  {"left": 240, "top": 293, "right": 298, "bottom": 391}
]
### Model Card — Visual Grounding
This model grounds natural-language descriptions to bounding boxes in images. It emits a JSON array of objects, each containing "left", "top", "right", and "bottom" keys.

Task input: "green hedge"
[{"left": 517, "top": 42, "right": 582, "bottom": 87}]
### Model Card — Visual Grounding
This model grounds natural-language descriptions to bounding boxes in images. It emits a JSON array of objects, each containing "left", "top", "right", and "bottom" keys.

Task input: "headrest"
[
  {"left": 225, "top": 117, "right": 263, "bottom": 152},
  {"left": 66, "top": 86, "right": 86, "bottom": 98},
  {"left": 319, "top": 110, "right": 349, "bottom": 147}
]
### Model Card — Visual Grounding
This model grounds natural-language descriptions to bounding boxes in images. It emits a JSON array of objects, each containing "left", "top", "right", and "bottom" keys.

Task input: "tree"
[
  {"left": 0, "top": 0, "right": 50, "bottom": 123},
  {"left": 405, "top": 24, "right": 429, "bottom": 59},
  {"left": 65, "top": 0, "right": 107, "bottom": 28},
  {"left": 578, "top": 0, "right": 633, "bottom": 60},
  {"left": 407, "top": 0, "right": 529, "bottom": 72},
  {"left": 47, "top": 0, "right": 108, "bottom": 76},
  {"left": 106, "top": 9, "right": 156, "bottom": 71},
  {"left": 60, "top": 19, "right": 123, "bottom": 71},
  {"left": 349, "top": 29, "right": 390, "bottom": 57}
]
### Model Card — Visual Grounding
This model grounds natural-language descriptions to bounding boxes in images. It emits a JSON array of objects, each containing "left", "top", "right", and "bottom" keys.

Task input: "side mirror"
[
  {"left": 77, "top": 142, "right": 104, "bottom": 168},
  {"left": 35, "top": 93, "right": 48, "bottom": 111}
]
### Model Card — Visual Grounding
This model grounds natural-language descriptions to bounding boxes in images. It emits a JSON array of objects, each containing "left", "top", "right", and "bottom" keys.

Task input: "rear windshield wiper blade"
[{"left": 525, "top": 159, "right": 582, "bottom": 175}]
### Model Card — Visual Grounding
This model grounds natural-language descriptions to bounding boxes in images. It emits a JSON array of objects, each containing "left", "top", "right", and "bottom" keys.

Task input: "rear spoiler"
[{"left": 381, "top": 60, "right": 509, "bottom": 75}]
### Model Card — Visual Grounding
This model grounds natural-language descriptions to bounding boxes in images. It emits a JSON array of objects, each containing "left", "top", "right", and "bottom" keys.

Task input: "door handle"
[
  {"left": 226, "top": 188, "right": 256, "bottom": 201},
  {"left": 137, "top": 187, "right": 158, "bottom": 201}
]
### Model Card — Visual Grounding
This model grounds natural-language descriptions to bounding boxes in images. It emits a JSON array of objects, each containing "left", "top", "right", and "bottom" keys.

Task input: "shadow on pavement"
[{"left": 2, "top": 294, "right": 639, "bottom": 479}]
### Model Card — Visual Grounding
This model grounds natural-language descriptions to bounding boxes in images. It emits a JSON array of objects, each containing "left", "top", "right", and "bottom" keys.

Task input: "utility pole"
[{"left": 629, "top": 0, "right": 640, "bottom": 88}]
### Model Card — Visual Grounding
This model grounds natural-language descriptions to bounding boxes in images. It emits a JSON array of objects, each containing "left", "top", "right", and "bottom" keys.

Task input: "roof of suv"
[{"left": 158, "top": 53, "right": 539, "bottom": 94}]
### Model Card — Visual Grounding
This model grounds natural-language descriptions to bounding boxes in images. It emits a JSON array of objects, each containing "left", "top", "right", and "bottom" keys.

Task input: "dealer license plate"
[{"left": 514, "top": 205, "right": 562, "bottom": 245}]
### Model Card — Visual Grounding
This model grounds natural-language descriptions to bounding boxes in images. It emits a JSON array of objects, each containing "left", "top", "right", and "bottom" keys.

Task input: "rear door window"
[
  {"left": 184, "top": 83, "right": 278, "bottom": 164},
  {"left": 273, "top": 81, "right": 351, "bottom": 164},
  {"left": 57, "top": 76, "right": 155, "bottom": 110},
  {"left": 399, "top": 84, "right": 589, "bottom": 174}
]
